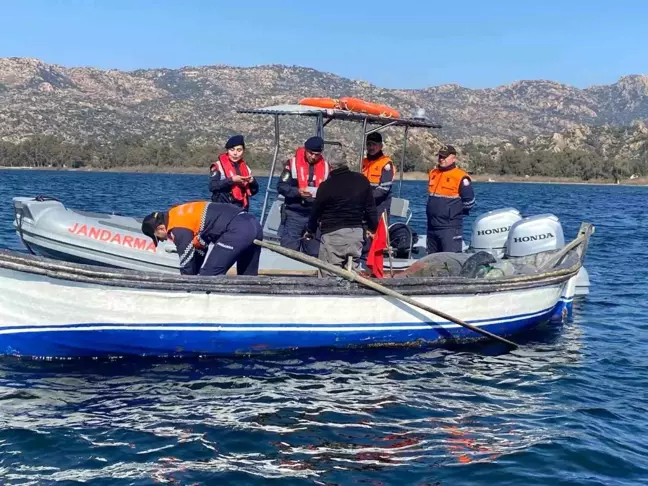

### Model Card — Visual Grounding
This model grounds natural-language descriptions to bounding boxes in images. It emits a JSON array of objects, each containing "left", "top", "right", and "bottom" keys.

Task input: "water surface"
[{"left": 0, "top": 170, "right": 646, "bottom": 485}]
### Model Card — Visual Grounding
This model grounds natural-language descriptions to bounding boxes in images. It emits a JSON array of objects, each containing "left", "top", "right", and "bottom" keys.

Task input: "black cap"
[
  {"left": 366, "top": 132, "right": 383, "bottom": 144},
  {"left": 437, "top": 145, "right": 457, "bottom": 158},
  {"left": 141, "top": 211, "right": 164, "bottom": 247},
  {"left": 304, "top": 136, "right": 324, "bottom": 153},
  {"left": 225, "top": 134, "right": 245, "bottom": 150}
]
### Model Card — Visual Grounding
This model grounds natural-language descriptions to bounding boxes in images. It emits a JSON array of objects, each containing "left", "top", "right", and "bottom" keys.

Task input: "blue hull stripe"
[
  {"left": 0, "top": 305, "right": 562, "bottom": 334},
  {"left": 0, "top": 306, "right": 571, "bottom": 358}
]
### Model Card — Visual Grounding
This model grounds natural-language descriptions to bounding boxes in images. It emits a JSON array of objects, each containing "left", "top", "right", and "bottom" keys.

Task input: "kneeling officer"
[{"left": 141, "top": 201, "right": 263, "bottom": 276}]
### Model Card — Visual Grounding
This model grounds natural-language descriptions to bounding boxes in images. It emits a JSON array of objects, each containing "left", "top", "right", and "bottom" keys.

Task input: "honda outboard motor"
[
  {"left": 470, "top": 208, "right": 522, "bottom": 258},
  {"left": 505, "top": 214, "right": 565, "bottom": 257}
]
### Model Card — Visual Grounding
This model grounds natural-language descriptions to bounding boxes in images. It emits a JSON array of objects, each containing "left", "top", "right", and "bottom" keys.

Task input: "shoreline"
[{"left": 2, "top": 166, "right": 647, "bottom": 186}]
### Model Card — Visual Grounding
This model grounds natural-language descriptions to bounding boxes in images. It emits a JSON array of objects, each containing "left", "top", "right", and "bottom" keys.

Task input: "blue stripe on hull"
[{"left": 0, "top": 308, "right": 559, "bottom": 358}]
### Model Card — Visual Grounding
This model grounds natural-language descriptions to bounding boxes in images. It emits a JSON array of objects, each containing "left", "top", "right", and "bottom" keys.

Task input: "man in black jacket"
[{"left": 305, "top": 156, "right": 378, "bottom": 275}]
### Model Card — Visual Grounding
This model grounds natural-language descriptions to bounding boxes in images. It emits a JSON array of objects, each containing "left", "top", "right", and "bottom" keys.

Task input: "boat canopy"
[
  {"left": 236, "top": 103, "right": 442, "bottom": 129},
  {"left": 236, "top": 103, "right": 443, "bottom": 224}
]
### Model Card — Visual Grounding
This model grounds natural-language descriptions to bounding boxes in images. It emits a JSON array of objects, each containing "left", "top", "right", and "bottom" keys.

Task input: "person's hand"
[
  {"left": 299, "top": 188, "right": 313, "bottom": 198},
  {"left": 231, "top": 175, "right": 244, "bottom": 184},
  {"left": 303, "top": 230, "right": 313, "bottom": 241}
]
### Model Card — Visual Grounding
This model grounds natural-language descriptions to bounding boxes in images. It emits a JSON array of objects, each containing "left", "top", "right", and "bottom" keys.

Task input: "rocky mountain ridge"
[{"left": 1, "top": 57, "right": 648, "bottom": 170}]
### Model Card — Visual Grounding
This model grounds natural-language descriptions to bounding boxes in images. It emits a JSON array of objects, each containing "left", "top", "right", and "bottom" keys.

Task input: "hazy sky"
[{"left": 1, "top": 0, "right": 646, "bottom": 89}]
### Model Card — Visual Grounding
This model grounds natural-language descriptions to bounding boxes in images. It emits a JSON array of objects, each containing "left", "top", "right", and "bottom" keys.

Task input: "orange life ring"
[
  {"left": 299, "top": 98, "right": 340, "bottom": 109},
  {"left": 339, "top": 97, "right": 401, "bottom": 118},
  {"left": 299, "top": 97, "right": 400, "bottom": 118}
]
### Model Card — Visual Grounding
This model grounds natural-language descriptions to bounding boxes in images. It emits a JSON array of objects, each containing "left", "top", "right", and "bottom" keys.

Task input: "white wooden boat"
[{"left": 0, "top": 223, "right": 593, "bottom": 359}]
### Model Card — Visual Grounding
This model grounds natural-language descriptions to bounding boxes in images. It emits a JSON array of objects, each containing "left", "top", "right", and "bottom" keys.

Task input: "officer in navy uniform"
[
  {"left": 360, "top": 132, "right": 395, "bottom": 264},
  {"left": 141, "top": 201, "right": 263, "bottom": 276},
  {"left": 209, "top": 135, "right": 259, "bottom": 211},
  {"left": 361, "top": 132, "right": 395, "bottom": 222},
  {"left": 276, "top": 136, "right": 331, "bottom": 257},
  {"left": 426, "top": 145, "right": 476, "bottom": 253}
]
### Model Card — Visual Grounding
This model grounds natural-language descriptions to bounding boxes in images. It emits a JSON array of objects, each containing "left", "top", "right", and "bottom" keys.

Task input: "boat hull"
[{"left": 0, "top": 265, "right": 571, "bottom": 358}]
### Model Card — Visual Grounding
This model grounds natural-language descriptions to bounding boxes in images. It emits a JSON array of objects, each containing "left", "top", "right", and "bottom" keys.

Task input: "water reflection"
[{"left": 0, "top": 320, "right": 585, "bottom": 483}]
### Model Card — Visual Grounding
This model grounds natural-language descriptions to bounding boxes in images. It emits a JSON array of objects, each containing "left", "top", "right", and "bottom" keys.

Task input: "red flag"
[{"left": 366, "top": 214, "right": 388, "bottom": 278}]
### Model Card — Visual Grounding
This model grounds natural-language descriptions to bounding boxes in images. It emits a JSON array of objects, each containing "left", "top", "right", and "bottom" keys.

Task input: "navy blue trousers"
[
  {"left": 199, "top": 213, "right": 263, "bottom": 276},
  {"left": 426, "top": 227, "right": 463, "bottom": 254},
  {"left": 278, "top": 209, "right": 320, "bottom": 257}
]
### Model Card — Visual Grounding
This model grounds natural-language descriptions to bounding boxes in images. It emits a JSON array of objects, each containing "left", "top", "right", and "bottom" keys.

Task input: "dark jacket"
[
  {"left": 426, "top": 163, "right": 475, "bottom": 229},
  {"left": 166, "top": 202, "right": 244, "bottom": 275},
  {"left": 209, "top": 162, "right": 259, "bottom": 210},
  {"left": 307, "top": 166, "right": 378, "bottom": 235},
  {"left": 276, "top": 160, "right": 318, "bottom": 215}
]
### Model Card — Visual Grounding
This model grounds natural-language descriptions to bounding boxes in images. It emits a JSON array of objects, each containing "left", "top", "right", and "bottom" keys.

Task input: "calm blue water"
[{"left": 0, "top": 169, "right": 647, "bottom": 485}]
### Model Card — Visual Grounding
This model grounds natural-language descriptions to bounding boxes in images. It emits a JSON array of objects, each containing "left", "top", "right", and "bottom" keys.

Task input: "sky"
[{"left": 1, "top": 0, "right": 647, "bottom": 90}]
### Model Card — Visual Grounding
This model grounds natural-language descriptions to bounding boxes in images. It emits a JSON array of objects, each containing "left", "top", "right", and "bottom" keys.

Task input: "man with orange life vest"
[
  {"left": 209, "top": 135, "right": 259, "bottom": 211},
  {"left": 141, "top": 201, "right": 263, "bottom": 276},
  {"left": 360, "top": 132, "right": 395, "bottom": 265},
  {"left": 276, "top": 136, "right": 331, "bottom": 257},
  {"left": 361, "top": 132, "right": 395, "bottom": 222},
  {"left": 426, "top": 145, "right": 475, "bottom": 254}
]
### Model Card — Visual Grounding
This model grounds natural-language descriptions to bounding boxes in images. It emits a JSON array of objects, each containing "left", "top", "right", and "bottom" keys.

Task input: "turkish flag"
[{"left": 366, "top": 213, "right": 388, "bottom": 278}]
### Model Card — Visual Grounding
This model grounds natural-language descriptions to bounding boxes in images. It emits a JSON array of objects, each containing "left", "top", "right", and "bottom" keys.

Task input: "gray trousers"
[{"left": 318, "top": 228, "right": 363, "bottom": 277}]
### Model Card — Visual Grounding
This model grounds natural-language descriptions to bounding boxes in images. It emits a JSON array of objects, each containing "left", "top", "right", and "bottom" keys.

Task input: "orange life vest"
[
  {"left": 361, "top": 154, "right": 394, "bottom": 185},
  {"left": 290, "top": 147, "right": 330, "bottom": 189},
  {"left": 428, "top": 166, "right": 470, "bottom": 197},
  {"left": 167, "top": 201, "right": 209, "bottom": 248},
  {"left": 210, "top": 154, "right": 252, "bottom": 208}
]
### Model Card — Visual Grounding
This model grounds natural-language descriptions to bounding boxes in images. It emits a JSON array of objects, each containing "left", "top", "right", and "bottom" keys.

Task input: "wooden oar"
[{"left": 254, "top": 239, "right": 519, "bottom": 349}]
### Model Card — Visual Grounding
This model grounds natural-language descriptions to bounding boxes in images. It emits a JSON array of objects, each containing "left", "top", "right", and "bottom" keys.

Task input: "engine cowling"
[
  {"left": 505, "top": 214, "right": 565, "bottom": 257},
  {"left": 470, "top": 208, "right": 522, "bottom": 258}
]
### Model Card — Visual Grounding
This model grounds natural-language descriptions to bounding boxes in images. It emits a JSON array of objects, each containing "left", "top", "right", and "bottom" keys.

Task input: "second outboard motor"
[
  {"left": 470, "top": 208, "right": 522, "bottom": 258},
  {"left": 505, "top": 214, "right": 565, "bottom": 257}
]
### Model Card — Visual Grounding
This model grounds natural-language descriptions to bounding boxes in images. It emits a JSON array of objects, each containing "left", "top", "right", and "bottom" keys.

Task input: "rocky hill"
[
  {"left": 463, "top": 121, "right": 648, "bottom": 179},
  {"left": 1, "top": 57, "right": 648, "bottom": 171}
]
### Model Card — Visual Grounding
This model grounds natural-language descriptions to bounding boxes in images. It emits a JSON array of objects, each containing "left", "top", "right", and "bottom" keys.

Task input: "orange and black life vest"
[
  {"left": 167, "top": 201, "right": 209, "bottom": 249},
  {"left": 361, "top": 154, "right": 394, "bottom": 185},
  {"left": 426, "top": 166, "right": 471, "bottom": 229},
  {"left": 428, "top": 166, "right": 469, "bottom": 197}
]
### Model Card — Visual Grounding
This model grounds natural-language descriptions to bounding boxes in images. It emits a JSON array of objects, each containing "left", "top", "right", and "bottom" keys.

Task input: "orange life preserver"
[
  {"left": 298, "top": 97, "right": 400, "bottom": 118},
  {"left": 339, "top": 97, "right": 401, "bottom": 118},
  {"left": 299, "top": 98, "right": 341, "bottom": 109},
  {"left": 361, "top": 155, "right": 394, "bottom": 184},
  {"left": 428, "top": 166, "right": 470, "bottom": 197},
  {"left": 210, "top": 154, "right": 252, "bottom": 208},
  {"left": 290, "top": 147, "right": 330, "bottom": 189},
  {"left": 167, "top": 201, "right": 209, "bottom": 248}
]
